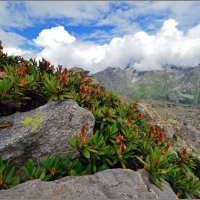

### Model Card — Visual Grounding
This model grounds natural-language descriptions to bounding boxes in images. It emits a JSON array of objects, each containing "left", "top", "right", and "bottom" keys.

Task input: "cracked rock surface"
[{"left": 0, "top": 169, "right": 177, "bottom": 199}]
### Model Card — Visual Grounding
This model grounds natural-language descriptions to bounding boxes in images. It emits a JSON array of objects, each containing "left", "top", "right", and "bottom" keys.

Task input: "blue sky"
[{"left": 1, "top": 1, "right": 200, "bottom": 73}]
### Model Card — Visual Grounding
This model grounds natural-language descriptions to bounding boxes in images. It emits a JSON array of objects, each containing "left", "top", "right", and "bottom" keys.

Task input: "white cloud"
[
  {"left": 25, "top": 1, "right": 110, "bottom": 21},
  {"left": 126, "top": 1, "right": 200, "bottom": 28},
  {"left": 34, "top": 26, "right": 76, "bottom": 48},
  {"left": 31, "top": 19, "right": 200, "bottom": 73},
  {"left": 0, "top": 29, "right": 27, "bottom": 47},
  {"left": 2, "top": 2, "right": 200, "bottom": 73},
  {"left": 3, "top": 47, "right": 36, "bottom": 60},
  {"left": 3, "top": 47, "right": 23, "bottom": 55},
  {"left": 0, "top": 29, "right": 36, "bottom": 59},
  {"left": 3, "top": 47, "right": 37, "bottom": 60},
  {"left": 1, "top": 1, "right": 200, "bottom": 34},
  {"left": 0, "top": 1, "right": 110, "bottom": 28},
  {"left": 33, "top": 26, "right": 107, "bottom": 72},
  {"left": 0, "top": 2, "right": 32, "bottom": 28},
  {"left": 79, "top": 30, "right": 114, "bottom": 44}
]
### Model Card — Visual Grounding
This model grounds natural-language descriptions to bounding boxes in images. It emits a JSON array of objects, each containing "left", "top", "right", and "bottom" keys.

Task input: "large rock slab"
[
  {"left": 0, "top": 100, "right": 95, "bottom": 170},
  {"left": 0, "top": 169, "right": 178, "bottom": 199}
]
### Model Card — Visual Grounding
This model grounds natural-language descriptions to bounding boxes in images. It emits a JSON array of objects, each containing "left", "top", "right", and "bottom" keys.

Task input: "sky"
[{"left": 1, "top": 1, "right": 200, "bottom": 73}]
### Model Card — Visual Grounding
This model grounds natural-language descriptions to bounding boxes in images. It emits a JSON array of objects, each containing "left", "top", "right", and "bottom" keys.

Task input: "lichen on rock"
[{"left": 21, "top": 113, "right": 43, "bottom": 130}]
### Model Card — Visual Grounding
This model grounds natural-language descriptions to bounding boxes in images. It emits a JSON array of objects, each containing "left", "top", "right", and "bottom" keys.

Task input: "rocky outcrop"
[
  {"left": 0, "top": 169, "right": 177, "bottom": 199},
  {"left": 139, "top": 99, "right": 200, "bottom": 178},
  {"left": 137, "top": 101, "right": 181, "bottom": 139},
  {"left": 0, "top": 100, "right": 95, "bottom": 172},
  {"left": 139, "top": 100, "right": 200, "bottom": 150}
]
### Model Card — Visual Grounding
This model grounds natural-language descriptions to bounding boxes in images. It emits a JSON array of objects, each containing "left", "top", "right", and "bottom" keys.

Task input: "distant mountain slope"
[{"left": 93, "top": 66, "right": 200, "bottom": 104}]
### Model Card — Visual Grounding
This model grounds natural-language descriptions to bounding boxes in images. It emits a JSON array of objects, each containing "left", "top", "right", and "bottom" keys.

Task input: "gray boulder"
[
  {"left": 0, "top": 100, "right": 95, "bottom": 173},
  {"left": 0, "top": 169, "right": 177, "bottom": 199}
]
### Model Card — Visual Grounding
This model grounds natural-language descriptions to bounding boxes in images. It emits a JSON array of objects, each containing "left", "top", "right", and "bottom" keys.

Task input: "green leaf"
[
  {"left": 69, "top": 169, "right": 77, "bottom": 175},
  {"left": 97, "top": 164, "right": 108, "bottom": 172},
  {"left": 86, "top": 148, "right": 98, "bottom": 153},
  {"left": 0, "top": 163, "right": 6, "bottom": 174},
  {"left": 53, "top": 155, "right": 61, "bottom": 169},
  {"left": 135, "top": 155, "right": 148, "bottom": 166},
  {"left": 105, "top": 158, "right": 113, "bottom": 166},
  {"left": 24, "top": 159, "right": 36, "bottom": 177},
  {"left": 67, "top": 138, "right": 77, "bottom": 147},
  {"left": 64, "top": 155, "right": 71, "bottom": 165},
  {"left": 5, "top": 166, "right": 15, "bottom": 184},
  {"left": 9, "top": 176, "right": 20, "bottom": 188},
  {"left": 43, "top": 174, "right": 53, "bottom": 181},
  {"left": 93, "top": 165, "right": 97, "bottom": 173},
  {"left": 82, "top": 164, "right": 91, "bottom": 174},
  {"left": 83, "top": 149, "right": 90, "bottom": 159},
  {"left": 150, "top": 173, "right": 163, "bottom": 190},
  {"left": 38, "top": 170, "right": 46, "bottom": 180},
  {"left": 72, "top": 158, "right": 79, "bottom": 167}
]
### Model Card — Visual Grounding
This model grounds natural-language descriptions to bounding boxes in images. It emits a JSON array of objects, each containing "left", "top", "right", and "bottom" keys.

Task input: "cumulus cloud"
[
  {"left": 32, "top": 19, "right": 200, "bottom": 73},
  {"left": 0, "top": 29, "right": 36, "bottom": 59},
  {"left": 34, "top": 26, "right": 76, "bottom": 47},
  {"left": 33, "top": 26, "right": 106, "bottom": 72},
  {"left": 3, "top": 47, "right": 37, "bottom": 60},
  {"left": 3, "top": 47, "right": 32, "bottom": 57}
]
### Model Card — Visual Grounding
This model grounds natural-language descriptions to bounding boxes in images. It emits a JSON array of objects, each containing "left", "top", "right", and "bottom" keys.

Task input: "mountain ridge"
[{"left": 93, "top": 65, "right": 200, "bottom": 105}]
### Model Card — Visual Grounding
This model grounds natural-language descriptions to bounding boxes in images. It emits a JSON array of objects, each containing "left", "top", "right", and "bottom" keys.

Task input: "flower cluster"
[
  {"left": 116, "top": 134, "right": 126, "bottom": 157},
  {"left": 80, "top": 77, "right": 92, "bottom": 100}
]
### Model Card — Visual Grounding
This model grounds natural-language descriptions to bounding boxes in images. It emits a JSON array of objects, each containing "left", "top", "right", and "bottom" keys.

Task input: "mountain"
[{"left": 93, "top": 65, "right": 200, "bottom": 104}]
